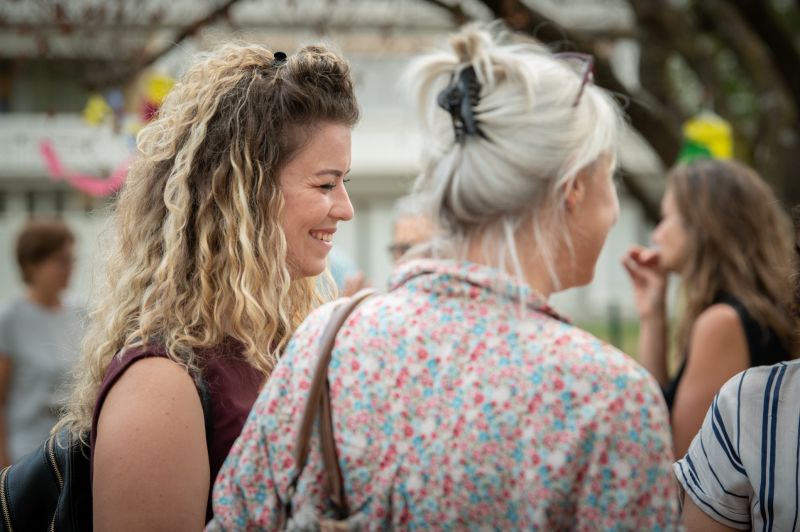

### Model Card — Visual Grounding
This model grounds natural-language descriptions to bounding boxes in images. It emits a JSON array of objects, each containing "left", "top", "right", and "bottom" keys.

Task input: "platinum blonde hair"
[
  {"left": 57, "top": 42, "right": 359, "bottom": 438},
  {"left": 392, "top": 193, "right": 428, "bottom": 224},
  {"left": 406, "top": 25, "right": 623, "bottom": 289}
]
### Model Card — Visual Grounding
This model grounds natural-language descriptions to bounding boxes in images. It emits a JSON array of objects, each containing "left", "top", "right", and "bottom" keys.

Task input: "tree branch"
[
  {"left": 728, "top": 0, "right": 800, "bottom": 110},
  {"left": 628, "top": 0, "right": 718, "bottom": 108},
  {"left": 423, "top": 0, "right": 471, "bottom": 25},
  {"left": 698, "top": 0, "right": 795, "bottom": 128},
  {"left": 697, "top": 0, "right": 800, "bottom": 203},
  {"left": 92, "top": 0, "right": 242, "bottom": 88}
]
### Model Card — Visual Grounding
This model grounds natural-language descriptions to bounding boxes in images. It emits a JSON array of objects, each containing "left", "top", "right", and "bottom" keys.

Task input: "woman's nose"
[{"left": 331, "top": 185, "right": 354, "bottom": 221}]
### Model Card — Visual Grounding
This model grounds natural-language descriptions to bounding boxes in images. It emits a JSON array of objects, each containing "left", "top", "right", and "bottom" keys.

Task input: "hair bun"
[{"left": 449, "top": 27, "right": 491, "bottom": 64}]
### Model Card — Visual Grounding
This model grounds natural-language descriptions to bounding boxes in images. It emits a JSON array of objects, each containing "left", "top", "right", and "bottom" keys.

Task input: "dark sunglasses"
[{"left": 554, "top": 52, "right": 595, "bottom": 107}]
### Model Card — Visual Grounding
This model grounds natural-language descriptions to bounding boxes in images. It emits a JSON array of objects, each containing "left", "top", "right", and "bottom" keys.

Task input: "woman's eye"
[{"left": 320, "top": 179, "right": 350, "bottom": 192}]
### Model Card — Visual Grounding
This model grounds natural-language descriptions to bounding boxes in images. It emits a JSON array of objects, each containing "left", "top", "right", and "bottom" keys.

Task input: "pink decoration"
[
  {"left": 39, "top": 140, "right": 133, "bottom": 197},
  {"left": 141, "top": 99, "right": 160, "bottom": 122}
]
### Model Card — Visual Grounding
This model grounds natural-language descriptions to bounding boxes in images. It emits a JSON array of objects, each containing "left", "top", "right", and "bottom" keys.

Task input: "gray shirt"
[{"left": 0, "top": 297, "right": 84, "bottom": 461}]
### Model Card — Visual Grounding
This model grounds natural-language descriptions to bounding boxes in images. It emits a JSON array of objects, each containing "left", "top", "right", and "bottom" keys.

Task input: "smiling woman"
[
  {"left": 49, "top": 42, "right": 359, "bottom": 530},
  {"left": 280, "top": 122, "right": 354, "bottom": 279}
]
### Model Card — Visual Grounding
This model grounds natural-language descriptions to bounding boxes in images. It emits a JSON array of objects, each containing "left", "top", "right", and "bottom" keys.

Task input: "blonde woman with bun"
[
  {"left": 211, "top": 26, "right": 678, "bottom": 530},
  {"left": 55, "top": 43, "right": 359, "bottom": 529}
]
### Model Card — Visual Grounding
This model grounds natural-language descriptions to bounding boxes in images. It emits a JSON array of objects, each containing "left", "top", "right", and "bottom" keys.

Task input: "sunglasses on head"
[{"left": 554, "top": 52, "right": 595, "bottom": 107}]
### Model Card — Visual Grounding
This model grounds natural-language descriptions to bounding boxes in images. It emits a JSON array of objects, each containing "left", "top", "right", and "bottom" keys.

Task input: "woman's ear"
[{"left": 564, "top": 173, "right": 587, "bottom": 213}]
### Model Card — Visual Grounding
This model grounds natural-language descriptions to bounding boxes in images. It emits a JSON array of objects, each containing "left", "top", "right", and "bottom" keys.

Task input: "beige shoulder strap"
[{"left": 292, "top": 288, "right": 376, "bottom": 518}]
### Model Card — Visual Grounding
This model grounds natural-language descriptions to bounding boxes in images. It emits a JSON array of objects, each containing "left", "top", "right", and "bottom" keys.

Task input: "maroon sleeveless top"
[{"left": 89, "top": 339, "right": 264, "bottom": 521}]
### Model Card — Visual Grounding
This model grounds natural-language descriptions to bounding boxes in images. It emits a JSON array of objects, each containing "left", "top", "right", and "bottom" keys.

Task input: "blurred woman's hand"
[{"left": 622, "top": 245, "right": 668, "bottom": 320}]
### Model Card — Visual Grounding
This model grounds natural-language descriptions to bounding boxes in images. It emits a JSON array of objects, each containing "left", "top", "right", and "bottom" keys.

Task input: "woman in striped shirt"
[{"left": 676, "top": 360, "right": 800, "bottom": 530}]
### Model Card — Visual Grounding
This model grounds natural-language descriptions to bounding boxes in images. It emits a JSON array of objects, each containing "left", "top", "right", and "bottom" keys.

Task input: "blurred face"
[
  {"left": 279, "top": 122, "right": 354, "bottom": 279},
  {"left": 390, "top": 215, "right": 435, "bottom": 262},
  {"left": 27, "top": 242, "right": 75, "bottom": 294},
  {"left": 651, "top": 189, "right": 689, "bottom": 273},
  {"left": 564, "top": 156, "right": 619, "bottom": 287}
]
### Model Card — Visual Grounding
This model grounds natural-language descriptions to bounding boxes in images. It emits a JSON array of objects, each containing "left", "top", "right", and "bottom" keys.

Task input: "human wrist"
[{"left": 640, "top": 306, "right": 667, "bottom": 323}]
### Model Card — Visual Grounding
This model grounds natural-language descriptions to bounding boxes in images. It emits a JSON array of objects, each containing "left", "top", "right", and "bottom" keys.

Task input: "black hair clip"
[
  {"left": 272, "top": 51, "right": 288, "bottom": 66},
  {"left": 436, "top": 66, "right": 484, "bottom": 144}
]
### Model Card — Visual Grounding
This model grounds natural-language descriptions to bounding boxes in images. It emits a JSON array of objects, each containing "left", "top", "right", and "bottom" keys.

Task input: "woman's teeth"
[{"left": 311, "top": 232, "right": 332, "bottom": 242}]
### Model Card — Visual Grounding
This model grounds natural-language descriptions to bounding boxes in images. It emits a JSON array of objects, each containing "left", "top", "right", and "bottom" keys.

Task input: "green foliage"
[{"left": 578, "top": 320, "right": 641, "bottom": 360}]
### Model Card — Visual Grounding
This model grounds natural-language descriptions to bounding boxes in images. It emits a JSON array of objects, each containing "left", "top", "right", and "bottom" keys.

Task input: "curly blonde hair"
[
  {"left": 58, "top": 43, "right": 359, "bottom": 437},
  {"left": 671, "top": 159, "right": 797, "bottom": 358}
]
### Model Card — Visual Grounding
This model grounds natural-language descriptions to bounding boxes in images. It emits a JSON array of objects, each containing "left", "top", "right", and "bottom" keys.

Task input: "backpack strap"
[
  {"left": 284, "top": 289, "right": 376, "bottom": 522},
  {"left": 197, "top": 372, "right": 214, "bottom": 451}
]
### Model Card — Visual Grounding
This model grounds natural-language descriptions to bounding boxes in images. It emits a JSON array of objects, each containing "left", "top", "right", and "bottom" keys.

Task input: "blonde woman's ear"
[{"left": 564, "top": 176, "right": 586, "bottom": 213}]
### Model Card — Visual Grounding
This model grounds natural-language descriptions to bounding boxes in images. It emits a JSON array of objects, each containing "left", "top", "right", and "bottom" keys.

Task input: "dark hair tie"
[
  {"left": 437, "top": 66, "right": 484, "bottom": 144},
  {"left": 272, "top": 51, "right": 288, "bottom": 66}
]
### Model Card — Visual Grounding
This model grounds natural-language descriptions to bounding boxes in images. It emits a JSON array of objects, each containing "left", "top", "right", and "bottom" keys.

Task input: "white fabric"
[{"left": 674, "top": 360, "right": 800, "bottom": 531}]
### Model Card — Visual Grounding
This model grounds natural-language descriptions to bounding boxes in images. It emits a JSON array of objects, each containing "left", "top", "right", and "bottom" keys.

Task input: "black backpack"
[
  {"left": 0, "top": 429, "right": 91, "bottom": 531},
  {"left": 0, "top": 378, "right": 212, "bottom": 531}
]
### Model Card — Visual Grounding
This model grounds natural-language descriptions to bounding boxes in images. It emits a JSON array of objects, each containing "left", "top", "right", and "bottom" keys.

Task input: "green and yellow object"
[{"left": 678, "top": 111, "right": 733, "bottom": 163}]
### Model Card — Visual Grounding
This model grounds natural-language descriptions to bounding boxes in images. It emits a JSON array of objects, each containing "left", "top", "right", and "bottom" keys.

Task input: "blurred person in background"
[
  {"left": 673, "top": 205, "right": 800, "bottom": 531},
  {"left": 211, "top": 25, "right": 678, "bottom": 530},
  {"left": 54, "top": 43, "right": 359, "bottom": 529},
  {"left": 0, "top": 219, "right": 83, "bottom": 465},
  {"left": 328, "top": 192, "right": 438, "bottom": 298},
  {"left": 336, "top": 192, "right": 438, "bottom": 297},
  {"left": 623, "top": 159, "right": 795, "bottom": 458},
  {"left": 328, "top": 247, "right": 370, "bottom": 297},
  {"left": 388, "top": 193, "right": 437, "bottom": 263}
]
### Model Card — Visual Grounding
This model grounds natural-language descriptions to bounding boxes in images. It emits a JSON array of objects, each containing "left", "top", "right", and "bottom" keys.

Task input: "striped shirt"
[{"left": 674, "top": 360, "right": 800, "bottom": 531}]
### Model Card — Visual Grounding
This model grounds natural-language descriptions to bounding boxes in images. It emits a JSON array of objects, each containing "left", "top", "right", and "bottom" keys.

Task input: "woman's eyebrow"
[{"left": 314, "top": 168, "right": 351, "bottom": 178}]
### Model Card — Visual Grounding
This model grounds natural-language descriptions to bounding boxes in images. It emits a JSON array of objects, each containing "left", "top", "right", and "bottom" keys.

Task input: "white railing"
[{"left": 0, "top": 114, "right": 132, "bottom": 179}]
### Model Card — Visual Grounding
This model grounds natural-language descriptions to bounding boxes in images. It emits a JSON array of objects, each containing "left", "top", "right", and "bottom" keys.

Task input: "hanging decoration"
[
  {"left": 678, "top": 110, "right": 733, "bottom": 163},
  {"left": 41, "top": 70, "right": 176, "bottom": 196},
  {"left": 39, "top": 140, "right": 133, "bottom": 197},
  {"left": 82, "top": 94, "right": 112, "bottom": 125},
  {"left": 104, "top": 89, "right": 125, "bottom": 117},
  {"left": 141, "top": 73, "right": 175, "bottom": 122}
]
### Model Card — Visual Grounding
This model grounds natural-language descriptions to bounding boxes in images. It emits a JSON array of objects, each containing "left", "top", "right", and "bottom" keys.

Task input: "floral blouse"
[{"left": 209, "top": 260, "right": 679, "bottom": 531}]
